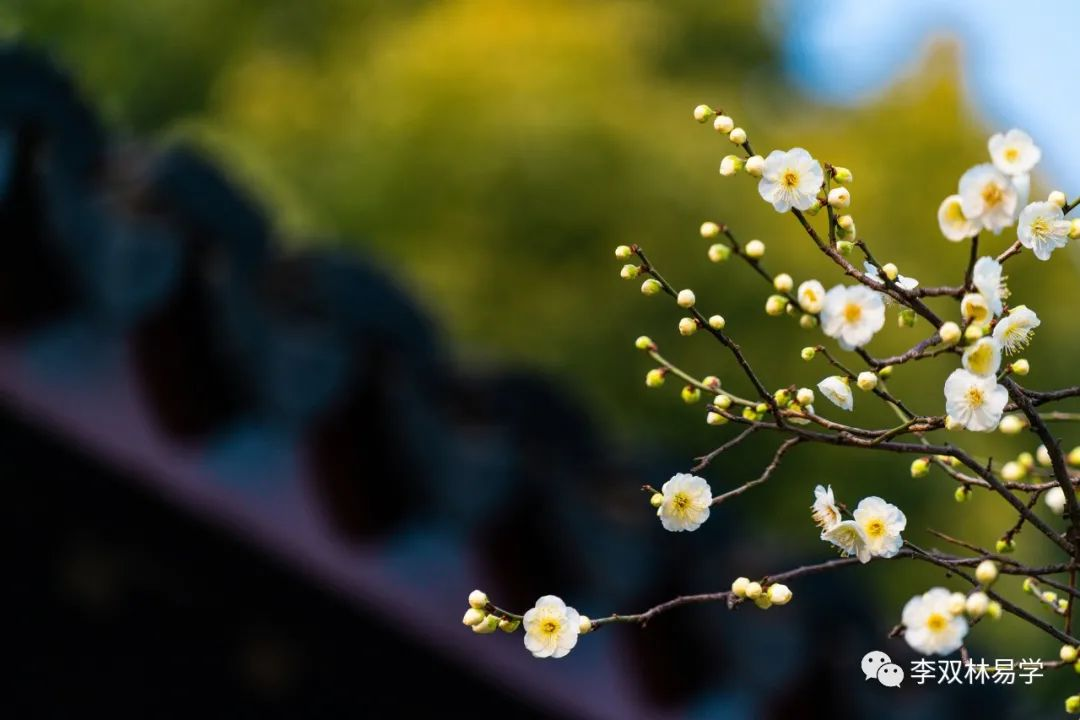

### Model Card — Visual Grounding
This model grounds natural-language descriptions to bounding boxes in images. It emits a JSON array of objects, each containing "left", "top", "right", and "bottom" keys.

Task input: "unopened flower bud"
[
  {"left": 578, "top": 616, "right": 592, "bottom": 634},
  {"left": 800, "top": 346, "right": 816, "bottom": 361},
  {"left": 939, "top": 321, "right": 961, "bottom": 345},
  {"left": 1071, "top": 447, "right": 1080, "bottom": 466},
  {"left": 693, "top": 104, "right": 715, "bottom": 123},
  {"left": 964, "top": 324, "right": 984, "bottom": 342},
  {"left": 1071, "top": 219, "right": 1080, "bottom": 239},
  {"left": 463, "top": 608, "right": 487, "bottom": 626},
  {"left": 910, "top": 457, "right": 930, "bottom": 478},
  {"left": 774, "top": 388, "right": 791, "bottom": 406},
  {"left": 997, "top": 414, "right": 1023, "bottom": 436},
  {"left": 620, "top": 264, "right": 640, "bottom": 279},
  {"left": 773, "top": 273, "right": 793, "bottom": 293},
  {"left": 635, "top": 335, "right": 654, "bottom": 350},
  {"left": 753, "top": 594, "right": 773, "bottom": 609},
  {"left": 945, "top": 415, "right": 963, "bottom": 431},
  {"left": 1010, "top": 359, "right": 1029, "bottom": 376},
  {"left": 986, "top": 600, "right": 1002, "bottom": 620},
  {"left": 947, "top": 592, "right": 967, "bottom": 615},
  {"left": 832, "top": 166, "right": 853, "bottom": 184},
  {"left": 1022, "top": 577, "right": 1036, "bottom": 593},
  {"left": 708, "top": 315, "right": 726, "bottom": 330},
  {"left": 708, "top": 243, "right": 732, "bottom": 263},
  {"left": 767, "top": 583, "right": 792, "bottom": 605},
  {"left": 765, "top": 295, "right": 788, "bottom": 316},
  {"left": 975, "top": 560, "right": 998, "bottom": 586},
  {"left": 878, "top": 365, "right": 893, "bottom": 378},
  {"left": 1018, "top": 451, "right": 1034, "bottom": 470},
  {"left": 856, "top": 371, "right": 877, "bottom": 392},
  {"left": 799, "top": 314, "right": 818, "bottom": 329},
  {"left": 615, "top": 245, "right": 633, "bottom": 259},
  {"left": 836, "top": 214, "right": 854, "bottom": 231},
  {"left": 731, "top": 577, "right": 750, "bottom": 597},
  {"left": 1045, "top": 486, "right": 1067, "bottom": 515},
  {"left": 897, "top": 308, "right": 916, "bottom": 328},
  {"left": 706, "top": 411, "right": 728, "bottom": 425},
  {"left": 702, "top": 376, "right": 722, "bottom": 391},
  {"left": 744, "top": 581, "right": 763, "bottom": 599},
  {"left": 796, "top": 388, "right": 814, "bottom": 406},
  {"left": 499, "top": 618, "right": 520, "bottom": 633},
  {"left": 712, "top": 114, "right": 734, "bottom": 133},
  {"left": 469, "top": 590, "right": 489, "bottom": 609},
  {"left": 965, "top": 591, "right": 989, "bottom": 618},
  {"left": 677, "top": 289, "right": 696, "bottom": 308},
  {"left": 827, "top": 187, "right": 851, "bottom": 208},
  {"left": 995, "top": 538, "right": 1015, "bottom": 554},
  {"left": 1061, "top": 645, "right": 1079, "bottom": 663},
  {"left": 728, "top": 127, "right": 747, "bottom": 145},
  {"left": 836, "top": 240, "right": 854, "bottom": 255},
  {"left": 1042, "top": 590, "right": 1058, "bottom": 604},
  {"left": 1066, "top": 695, "right": 1080, "bottom": 714},
  {"left": 744, "top": 239, "right": 765, "bottom": 258},
  {"left": 646, "top": 369, "right": 666, "bottom": 387},
  {"left": 1000, "top": 461, "right": 1026, "bottom": 482},
  {"left": 1036, "top": 445, "right": 1052, "bottom": 466},
  {"left": 1048, "top": 190, "right": 1067, "bottom": 208},
  {"left": 954, "top": 486, "right": 971, "bottom": 503},
  {"left": 650, "top": 492, "right": 664, "bottom": 508},
  {"left": 712, "top": 393, "right": 731, "bottom": 409},
  {"left": 881, "top": 263, "right": 899, "bottom": 281},
  {"left": 641, "top": 278, "right": 662, "bottom": 295},
  {"left": 744, "top": 155, "right": 764, "bottom": 177},
  {"left": 681, "top": 385, "right": 701, "bottom": 404},
  {"left": 719, "top": 154, "right": 745, "bottom": 176},
  {"left": 473, "top": 614, "right": 500, "bottom": 634},
  {"left": 679, "top": 317, "right": 698, "bottom": 336}
]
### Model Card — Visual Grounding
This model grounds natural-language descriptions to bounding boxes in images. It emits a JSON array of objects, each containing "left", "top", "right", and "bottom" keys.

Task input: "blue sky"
[{"left": 776, "top": 0, "right": 1080, "bottom": 192}]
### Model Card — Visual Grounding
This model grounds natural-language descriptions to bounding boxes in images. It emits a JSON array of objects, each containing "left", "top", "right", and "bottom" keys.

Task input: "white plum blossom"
[
  {"left": 1017, "top": 201, "right": 1070, "bottom": 261},
  {"left": 961, "top": 337, "right": 1002, "bottom": 377},
  {"left": 657, "top": 473, "right": 712, "bottom": 532},
  {"left": 852, "top": 496, "right": 907, "bottom": 559},
  {"left": 822, "top": 520, "right": 871, "bottom": 563},
  {"left": 811, "top": 484, "right": 842, "bottom": 530},
  {"left": 971, "top": 256, "right": 1007, "bottom": 317},
  {"left": 757, "top": 148, "right": 824, "bottom": 212},
  {"left": 988, "top": 129, "right": 1041, "bottom": 176},
  {"left": 523, "top": 595, "right": 580, "bottom": 659},
  {"left": 992, "top": 306, "right": 1040, "bottom": 354},
  {"left": 820, "top": 284, "right": 885, "bottom": 349},
  {"left": 818, "top": 375, "right": 853, "bottom": 411},
  {"left": 864, "top": 262, "right": 918, "bottom": 291},
  {"left": 937, "top": 194, "right": 979, "bottom": 241},
  {"left": 1045, "top": 487, "right": 1068, "bottom": 516},
  {"left": 958, "top": 164, "right": 1018, "bottom": 234},
  {"left": 944, "top": 369, "right": 1008, "bottom": 432},
  {"left": 797, "top": 279, "right": 826, "bottom": 314},
  {"left": 902, "top": 587, "right": 969, "bottom": 656}
]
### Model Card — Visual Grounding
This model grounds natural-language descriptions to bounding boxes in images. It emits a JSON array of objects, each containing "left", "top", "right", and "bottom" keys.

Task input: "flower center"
[
  {"left": 981, "top": 182, "right": 1003, "bottom": 207},
  {"left": 782, "top": 170, "right": 800, "bottom": 189},
  {"left": 966, "top": 386, "right": 984, "bottom": 408},
  {"left": 926, "top": 613, "right": 948, "bottom": 632},
  {"left": 1029, "top": 217, "right": 1050, "bottom": 239},
  {"left": 673, "top": 492, "right": 691, "bottom": 512},
  {"left": 1004, "top": 148, "right": 1019, "bottom": 162},
  {"left": 968, "top": 344, "right": 992, "bottom": 375},
  {"left": 866, "top": 519, "right": 885, "bottom": 538},
  {"left": 843, "top": 302, "right": 862, "bottom": 323},
  {"left": 542, "top": 619, "right": 560, "bottom": 635}
]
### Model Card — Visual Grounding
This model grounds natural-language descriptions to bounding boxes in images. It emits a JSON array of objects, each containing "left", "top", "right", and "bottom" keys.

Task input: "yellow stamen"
[
  {"left": 844, "top": 302, "right": 862, "bottom": 323},
  {"left": 866, "top": 519, "right": 885, "bottom": 538},
  {"left": 981, "top": 182, "right": 1003, "bottom": 207},
  {"left": 926, "top": 613, "right": 947, "bottom": 632},
  {"left": 782, "top": 170, "right": 799, "bottom": 189},
  {"left": 966, "top": 386, "right": 984, "bottom": 408}
]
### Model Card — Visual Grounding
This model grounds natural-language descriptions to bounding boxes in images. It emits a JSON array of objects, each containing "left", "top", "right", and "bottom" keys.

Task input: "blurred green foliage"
[{"left": 5, "top": 0, "right": 1078, "bottom": 683}]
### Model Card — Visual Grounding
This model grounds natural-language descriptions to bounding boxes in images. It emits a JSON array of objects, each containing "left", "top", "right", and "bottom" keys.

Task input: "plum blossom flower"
[
  {"left": 902, "top": 587, "right": 969, "bottom": 656},
  {"left": 959, "top": 164, "right": 1018, "bottom": 234},
  {"left": 992, "top": 306, "right": 1040, "bottom": 354},
  {"left": 944, "top": 369, "right": 1008, "bottom": 432},
  {"left": 937, "top": 194, "right": 979, "bottom": 241},
  {"left": 820, "top": 284, "right": 885, "bottom": 350},
  {"left": 757, "top": 148, "right": 824, "bottom": 212},
  {"left": 988, "top": 129, "right": 1041, "bottom": 176},
  {"left": 523, "top": 595, "right": 580, "bottom": 659},
  {"left": 961, "top": 337, "right": 1002, "bottom": 377},
  {"left": 1017, "top": 201, "right": 1070, "bottom": 261},
  {"left": 656, "top": 473, "right": 712, "bottom": 532},
  {"left": 852, "top": 496, "right": 906, "bottom": 559},
  {"left": 822, "top": 520, "right": 871, "bottom": 563},
  {"left": 811, "top": 485, "right": 842, "bottom": 530},
  {"left": 961, "top": 293, "right": 991, "bottom": 328},
  {"left": 971, "top": 256, "right": 1007, "bottom": 317},
  {"left": 818, "top": 375, "right": 853, "bottom": 411},
  {"left": 797, "top": 279, "right": 826, "bottom": 314}
]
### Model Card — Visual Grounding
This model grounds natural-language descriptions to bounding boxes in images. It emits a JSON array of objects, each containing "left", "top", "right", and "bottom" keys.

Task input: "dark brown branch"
[{"left": 711, "top": 437, "right": 801, "bottom": 505}]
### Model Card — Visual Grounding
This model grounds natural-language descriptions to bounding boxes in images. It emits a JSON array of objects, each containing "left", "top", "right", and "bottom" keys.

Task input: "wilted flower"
[{"left": 818, "top": 375, "right": 853, "bottom": 411}]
